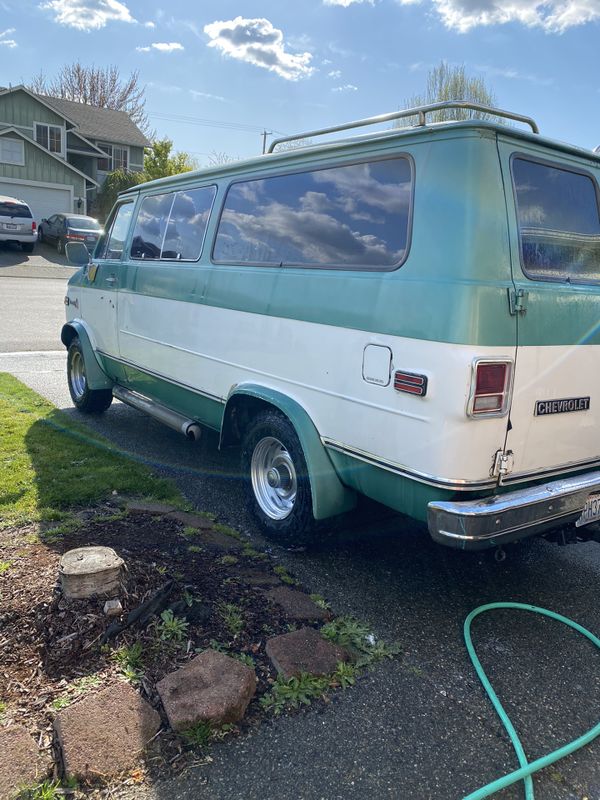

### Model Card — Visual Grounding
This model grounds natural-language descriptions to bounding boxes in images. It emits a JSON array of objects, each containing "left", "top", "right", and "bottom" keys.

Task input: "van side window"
[
  {"left": 213, "top": 157, "right": 412, "bottom": 270},
  {"left": 130, "top": 186, "right": 216, "bottom": 261},
  {"left": 513, "top": 157, "right": 600, "bottom": 283},
  {"left": 96, "top": 201, "right": 134, "bottom": 260}
]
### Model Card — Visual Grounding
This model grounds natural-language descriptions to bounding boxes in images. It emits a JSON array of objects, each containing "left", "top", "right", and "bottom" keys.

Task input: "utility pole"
[{"left": 261, "top": 130, "right": 272, "bottom": 155}]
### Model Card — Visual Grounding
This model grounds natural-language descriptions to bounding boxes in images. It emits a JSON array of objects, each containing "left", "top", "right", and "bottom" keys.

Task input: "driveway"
[{"left": 0, "top": 240, "right": 77, "bottom": 279}]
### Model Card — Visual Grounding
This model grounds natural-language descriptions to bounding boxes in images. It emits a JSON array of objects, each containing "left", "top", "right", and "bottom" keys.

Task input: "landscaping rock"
[
  {"left": 156, "top": 650, "right": 256, "bottom": 730},
  {"left": 266, "top": 627, "right": 349, "bottom": 678},
  {"left": 198, "top": 529, "right": 243, "bottom": 552},
  {"left": 265, "top": 586, "right": 329, "bottom": 620},
  {"left": 167, "top": 511, "right": 214, "bottom": 530},
  {"left": 54, "top": 681, "right": 160, "bottom": 781},
  {"left": 103, "top": 598, "right": 123, "bottom": 617},
  {"left": 237, "top": 568, "right": 281, "bottom": 587},
  {"left": 60, "top": 546, "right": 124, "bottom": 599},
  {"left": 126, "top": 501, "right": 176, "bottom": 515},
  {"left": 0, "top": 726, "right": 50, "bottom": 798}
]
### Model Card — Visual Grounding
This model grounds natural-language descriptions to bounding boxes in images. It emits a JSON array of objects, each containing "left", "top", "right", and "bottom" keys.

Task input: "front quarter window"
[{"left": 96, "top": 202, "right": 134, "bottom": 260}]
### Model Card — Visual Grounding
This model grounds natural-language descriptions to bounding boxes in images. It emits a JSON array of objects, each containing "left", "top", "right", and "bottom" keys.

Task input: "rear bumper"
[
  {"left": 428, "top": 469, "right": 600, "bottom": 550},
  {"left": 0, "top": 232, "right": 36, "bottom": 244}
]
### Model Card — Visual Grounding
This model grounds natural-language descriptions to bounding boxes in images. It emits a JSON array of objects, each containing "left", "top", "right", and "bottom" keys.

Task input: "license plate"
[
  {"left": 2, "top": 223, "right": 18, "bottom": 230},
  {"left": 86, "top": 236, "right": 95, "bottom": 241},
  {"left": 575, "top": 492, "right": 600, "bottom": 527}
]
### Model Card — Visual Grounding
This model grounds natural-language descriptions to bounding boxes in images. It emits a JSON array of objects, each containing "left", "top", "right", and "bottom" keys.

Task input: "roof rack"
[{"left": 267, "top": 101, "right": 539, "bottom": 153}]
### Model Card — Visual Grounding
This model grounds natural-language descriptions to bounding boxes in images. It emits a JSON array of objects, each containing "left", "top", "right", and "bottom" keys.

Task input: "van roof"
[{"left": 120, "top": 107, "right": 600, "bottom": 197}]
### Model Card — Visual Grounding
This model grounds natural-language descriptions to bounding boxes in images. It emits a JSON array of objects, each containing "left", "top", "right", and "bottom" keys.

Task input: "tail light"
[
  {"left": 31, "top": 221, "right": 36, "bottom": 233},
  {"left": 468, "top": 359, "right": 513, "bottom": 418}
]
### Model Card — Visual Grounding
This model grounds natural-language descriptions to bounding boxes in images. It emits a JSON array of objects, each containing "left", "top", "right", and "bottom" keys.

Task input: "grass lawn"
[{"left": 0, "top": 372, "right": 184, "bottom": 530}]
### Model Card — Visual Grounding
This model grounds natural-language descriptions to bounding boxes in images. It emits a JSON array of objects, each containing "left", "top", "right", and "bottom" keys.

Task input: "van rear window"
[
  {"left": 0, "top": 201, "right": 32, "bottom": 218},
  {"left": 513, "top": 158, "right": 600, "bottom": 283},
  {"left": 213, "top": 157, "right": 412, "bottom": 270}
]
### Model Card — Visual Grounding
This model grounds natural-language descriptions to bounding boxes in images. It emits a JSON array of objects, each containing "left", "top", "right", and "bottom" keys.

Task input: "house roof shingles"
[{"left": 35, "top": 93, "right": 151, "bottom": 148}]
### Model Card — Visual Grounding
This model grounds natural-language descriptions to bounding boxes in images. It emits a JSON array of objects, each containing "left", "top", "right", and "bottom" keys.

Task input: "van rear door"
[{"left": 498, "top": 139, "right": 600, "bottom": 485}]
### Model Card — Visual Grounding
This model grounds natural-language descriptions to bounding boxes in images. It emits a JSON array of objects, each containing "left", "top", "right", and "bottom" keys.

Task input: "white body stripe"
[{"left": 115, "top": 291, "right": 513, "bottom": 486}]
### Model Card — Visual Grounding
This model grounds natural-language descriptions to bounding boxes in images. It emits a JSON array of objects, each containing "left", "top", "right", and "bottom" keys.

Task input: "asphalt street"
[{"left": 0, "top": 272, "right": 599, "bottom": 800}]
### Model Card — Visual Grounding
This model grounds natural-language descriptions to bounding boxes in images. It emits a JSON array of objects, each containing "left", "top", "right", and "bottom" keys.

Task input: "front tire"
[
  {"left": 67, "top": 337, "right": 113, "bottom": 413},
  {"left": 241, "top": 410, "right": 317, "bottom": 547}
]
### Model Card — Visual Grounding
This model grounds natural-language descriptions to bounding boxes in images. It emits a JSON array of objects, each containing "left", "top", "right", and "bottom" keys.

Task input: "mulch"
[{"left": 0, "top": 503, "right": 333, "bottom": 793}]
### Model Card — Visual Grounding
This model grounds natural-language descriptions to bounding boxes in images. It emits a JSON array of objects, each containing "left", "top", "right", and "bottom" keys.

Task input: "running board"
[{"left": 112, "top": 385, "right": 202, "bottom": 440}]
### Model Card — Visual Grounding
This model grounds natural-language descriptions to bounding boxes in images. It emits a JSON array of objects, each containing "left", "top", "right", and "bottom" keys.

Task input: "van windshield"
[{"left": 513, "top": 157, "right": 600, "bottom": 283}]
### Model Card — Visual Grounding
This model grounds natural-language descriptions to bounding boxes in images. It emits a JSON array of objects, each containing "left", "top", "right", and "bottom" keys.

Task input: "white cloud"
[
  {"left": 323, "top": 0, "right": 375, "bottom": 6},
  {"left": 399, "top": 0, "right": 600, "bottom": 32},
  {"left": 328, "top": 69, "right": 342, "bottom": 78},
  {"left": 189, "top": 89, "right": 227, "bottom": 102},
  {"left": 40, "top": 0, "right": 135, "bottom": 30},
  {"left": 204, "top": 16, "right": 314, "bottom": 81},
  {"left": 333, "top": 83, "right": 358, "bottom": 91},
  {"left": 143, "top": 20, "right": 155, "bottom": 28},
  {"left": 0, "top": 27, "right": 17, "bottom": 47},
  {"left": 136, "top": 41, "right": 183, "bottom": 52}
]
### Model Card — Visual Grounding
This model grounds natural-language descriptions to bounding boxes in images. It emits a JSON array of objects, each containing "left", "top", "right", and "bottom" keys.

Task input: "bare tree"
[
  {"left": 399, "top": 61, "right": 502, "bottom": 125},
  {"left": 30, "top": 62, "right": 150, "bottom": 134}
]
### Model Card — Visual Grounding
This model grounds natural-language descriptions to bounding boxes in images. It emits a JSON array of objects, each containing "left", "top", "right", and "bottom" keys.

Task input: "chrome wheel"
[
  {"left": 69, "top": 350, "right": 87, "bottom": 399},
  {"left": 251, "top": 436, "right": 297, "bottom": 520}
]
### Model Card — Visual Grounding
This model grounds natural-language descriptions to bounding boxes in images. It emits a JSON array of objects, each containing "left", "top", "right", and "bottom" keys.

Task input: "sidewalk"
[{"left": 0, "top": 242, "right": 78, "bottom": 280}]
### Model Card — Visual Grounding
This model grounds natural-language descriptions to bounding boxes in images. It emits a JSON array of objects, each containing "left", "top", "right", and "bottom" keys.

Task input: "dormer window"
[{"left": 35, "top": 123, "right": 63, "bottom": 155}]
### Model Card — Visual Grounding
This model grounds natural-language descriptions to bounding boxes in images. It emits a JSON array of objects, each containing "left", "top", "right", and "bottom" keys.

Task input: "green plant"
[
  {"left": 0, "top": 560, "right": 12, "bottom": 575},
  {"left": 113, "top": 642, "right": 144, "bottom": 681},
  {"left": 217, "top": 602, "right": 244, "bottom": 637},
  {"left": 233, "top": 652, "right": 255, "bottom": 668},
  {"left": 182, "top": 525, "right": 198, "bottom": 537},
  {"left": 155, "top": 565, "right": 167, "bottom": 575},
  {"left": 157, "top": 609, "right": 189, "bottom": 642},
  {"left": 332, "top": 661, "right": 356, "bottom": 689},
  {"left": 219, "top": 554, "right": 239, "bottom": 566},
  {"left": 17, "top": 779, "right": 61, "bottom": 799},
  {"left": 181, "top": 720, "right": 212, "bottom": 748},
  {"left": 51, "top": 696, "right": 70, "bottom": 710},
  {"left": 187, "top": 545, "right": 203, "bottom": 554},
  {"left": 321, "top": 617, "right": 401, "bottom": 667},
  {"left": 273, "top": 565, "right": 297, "bottom": 585},
  {"left": 309, "top": 594, "right": 330, "bottom": 611},
  {"left": 260, "top": 673, "right": 329, "bottom": 715},
  {"left": 0, "top": 700, "right": 6, "bottom": 717},
  {"left": 207, "top": 639, "right": 229, "bottom": 653}
]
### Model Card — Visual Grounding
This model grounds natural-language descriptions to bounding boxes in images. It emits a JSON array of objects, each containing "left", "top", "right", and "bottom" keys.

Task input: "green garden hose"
[{"left": 462, "top": 602, "right": 600, "bottom": 800}]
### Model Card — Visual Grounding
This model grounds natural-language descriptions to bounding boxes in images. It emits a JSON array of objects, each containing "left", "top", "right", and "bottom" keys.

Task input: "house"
[{"left": 0, "top": 85, "right": 150, "bottom": 222}]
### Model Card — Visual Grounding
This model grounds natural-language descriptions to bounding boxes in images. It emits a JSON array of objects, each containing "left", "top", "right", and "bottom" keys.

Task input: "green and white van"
[{"left": 62, "top": 101, "right": 600, "bottom": 551}]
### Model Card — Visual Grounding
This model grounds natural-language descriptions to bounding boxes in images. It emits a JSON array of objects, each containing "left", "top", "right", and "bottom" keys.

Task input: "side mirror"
[{"left": 65, "top": 241, "right": 91, "bottom": 266}]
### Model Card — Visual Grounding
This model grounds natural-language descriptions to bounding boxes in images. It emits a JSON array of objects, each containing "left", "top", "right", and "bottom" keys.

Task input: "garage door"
[{"left": 0, "top": 181, "right": 72, "bottom": 225}]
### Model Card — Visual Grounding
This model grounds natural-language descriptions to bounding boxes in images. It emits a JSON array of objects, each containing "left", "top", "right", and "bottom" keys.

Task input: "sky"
[{"left": 1, "top": 0, "right": 599, "bottom": 164}]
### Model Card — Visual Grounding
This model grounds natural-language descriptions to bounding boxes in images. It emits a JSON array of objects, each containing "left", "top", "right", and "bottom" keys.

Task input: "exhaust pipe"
[{"left": 112, "top": 385, "right": 202, "bottom": 442}]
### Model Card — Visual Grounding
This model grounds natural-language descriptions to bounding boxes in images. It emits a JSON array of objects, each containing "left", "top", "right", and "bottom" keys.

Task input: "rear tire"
[
  {"left": 57, "top": 238, "right": 65, "bottom": 255},
  {"left": 241, "top": 410, "right": 318, "bottom": 547},
  {"left": 21, "top": 243, "right": 34, "bottom": 253},
  {"left": 67, "top": 337, "right": 113, "bottom": 413}
]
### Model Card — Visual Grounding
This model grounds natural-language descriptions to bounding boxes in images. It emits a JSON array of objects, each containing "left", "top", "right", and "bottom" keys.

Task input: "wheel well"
[
  {"left": 61, "top": 324, "right": 78, "bottom": 349},
  {"left": 220, "top": 395, "right": 281, "bottom": 448}
]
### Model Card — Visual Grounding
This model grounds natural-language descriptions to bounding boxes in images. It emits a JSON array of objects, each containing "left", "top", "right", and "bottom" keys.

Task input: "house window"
[
  {"left": 98, "top": 143, "right": 128, "bottom": 172},
  {"left": 0, "top": 137, "right": 25, "bottom": 165},
  {"left": 97, "top": 143, "right": 112, "bottom": 172},
  {"left": 35, "top": 123, "right": 63, "bottom": 154}
]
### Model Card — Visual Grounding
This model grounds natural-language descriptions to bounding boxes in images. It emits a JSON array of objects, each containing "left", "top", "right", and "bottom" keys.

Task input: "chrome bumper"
[{"left": 427, "top": 469, "right": 600, "bottom": 550}]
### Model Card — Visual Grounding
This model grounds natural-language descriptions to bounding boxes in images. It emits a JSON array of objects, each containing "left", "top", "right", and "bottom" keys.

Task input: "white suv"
[{"left": 0, "top": 195, "right": 36, "bottom": 252}]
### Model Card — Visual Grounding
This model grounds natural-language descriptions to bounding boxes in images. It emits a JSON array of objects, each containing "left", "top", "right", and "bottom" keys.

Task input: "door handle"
[{"left": 105, "top": 274, "right": 117, "bottom": 286}]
